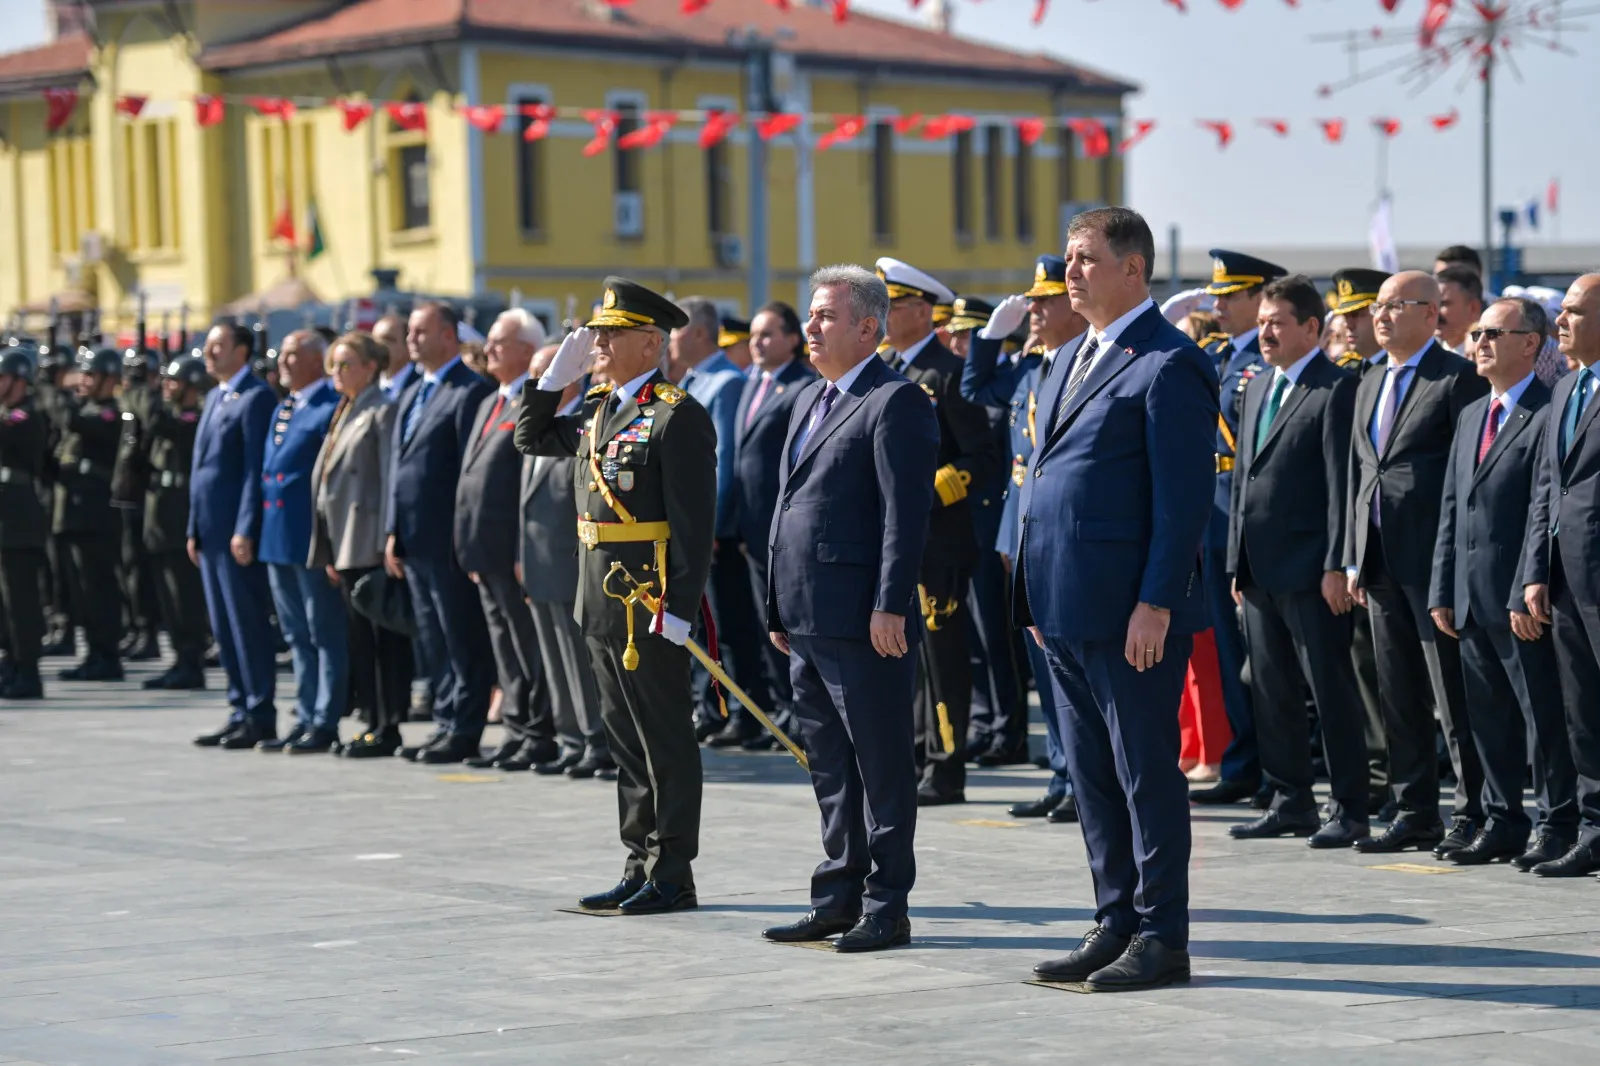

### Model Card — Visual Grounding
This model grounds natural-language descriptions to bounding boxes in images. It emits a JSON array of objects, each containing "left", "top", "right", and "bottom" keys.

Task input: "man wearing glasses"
[{"left": 1345, "top": 272, "right": 1489, "bottom": 857}]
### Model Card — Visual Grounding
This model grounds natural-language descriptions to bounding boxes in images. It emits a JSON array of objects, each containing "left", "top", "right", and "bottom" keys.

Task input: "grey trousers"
[{"left": 528, "top": 597, "right": 607, "bottom": 755}]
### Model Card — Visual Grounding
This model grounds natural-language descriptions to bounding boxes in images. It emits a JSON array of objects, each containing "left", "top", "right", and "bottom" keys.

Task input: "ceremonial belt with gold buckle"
[
  {"left": 577, "top": 519, "right": 671, "bottom": 549},
  {"left": 585, "top": 393, "right": 672, "bottom": 622},
  {"left": 1215, "top": 455, "right": 1234, "bottom": 473}
]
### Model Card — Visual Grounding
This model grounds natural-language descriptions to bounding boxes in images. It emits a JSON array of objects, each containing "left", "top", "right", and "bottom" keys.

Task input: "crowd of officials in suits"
[{"left": 3, "top": 216, "right": 1600, "bottom": 957}]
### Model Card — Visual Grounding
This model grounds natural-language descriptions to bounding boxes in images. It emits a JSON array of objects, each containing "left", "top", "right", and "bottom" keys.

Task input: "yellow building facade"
[{"left": 0, "top": 0, "right": 1131, "bottom": 336}]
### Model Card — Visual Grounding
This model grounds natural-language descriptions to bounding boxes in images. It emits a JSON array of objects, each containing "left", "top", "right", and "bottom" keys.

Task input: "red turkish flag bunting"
[
  {"left": 116, "top": 95, "right": 147, "bottom": 119},
  {"left": 1420, "top": 0, "right": 1454, "bottom": 47},
  {"left": 617, "top": 111, "right": 677, "bottom": 150},
  {"left": 699, "top": 110, "right": 739, "bottom": 149},
  {"left": 830, "top": 0, "right": 848, "bottom": 22},
  {"left": 337, "top": 99, "right": 374, "bottom": 132},
  {"left": 1118, "top": 119, "right": 1157, "bottom": 154},
  {"left": 754, "top": 113, "right": 802, "bottom": 141},
  {"left": 272, "top": 201, "right": 296, "bottom": 243},
  {"left": 520, "top": 103, "right": 555, "bottom": 142},
  {"left": 249, "top": 96, "right": 296, "bottom": 121},
  {"left": 44, "top": 88, "right": 78, "bottom": 132},
  {"left": 1375, "top": 117, "right": 1402, "bottom": 137},
  {"left": 892, "top": 113, "right": 924, "bottom": 135},
  {"left": 1014, "top": 117, "right": 1047, "bottom": 146},
  {"left": 680, "top": 0, "right": 710, "bottom": 11},
  {"left": 463, "top": 105, "right": 504, "bottom": 133},
  {"left": 194, "top": 94, "right": 225, "bottom": 128},
  {"left": 922, "top": 114, "right": 976, "bottom": 140},
  {"left": 1257, "top": 118, "right": 1291, "bottom": 137},
  {"left": 1031, "top": 0, "right": 1049, "bottom": 24},
  {"left": 387, "top": 102, "right": 428, "bottom": 133},
  {"left": 582, "top": 110, "right": 619, "bottom": 156},
  {"left": 1319, "top": 119, "right": 1346, "bottom": 143},
  {"left": 816, "top": 115, "right": 866, "bottom": 151},
  {"left": 1430, "top": 107, "right": 1460, "bottom": 130},
  {"left": 1198, "top": 119, "right": 1234, "bottom": 149},
  {"left": 1065, "top": 118, "right": 1109, "bottom": 158}
]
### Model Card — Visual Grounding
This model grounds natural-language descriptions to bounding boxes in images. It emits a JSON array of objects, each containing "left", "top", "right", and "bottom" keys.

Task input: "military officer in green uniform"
[
  {"left": 141, "top": 354, "right": 213, "bottom": 691},
  {"left": 1329, "top": 267, "right": 1391, "bottom": 378},
  {"left": 112, "top": 347, "right": 164, "bottom": 661},
  {"left": 516, "top": 277, "right": 718, "bottom": 916},
  {"left": 0, "top": 346, "right": 49, "bottom": 700},
  {"left": 53, "top": 347, "right": 127, "bottom": 682}
]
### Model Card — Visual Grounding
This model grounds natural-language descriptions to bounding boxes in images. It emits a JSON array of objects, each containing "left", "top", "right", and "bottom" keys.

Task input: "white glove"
[
  {"left": 979, "top": 294, "right": 1030, "bottom": 340},
  {"left": 537, "top": 327, "right": 597, "bottom": 391},
  {"left": 650, "top": 611, "right": 691, "bottom": 646},
  {"left": 1159, "top": 288, "right": 1211, "bottom": 325}
]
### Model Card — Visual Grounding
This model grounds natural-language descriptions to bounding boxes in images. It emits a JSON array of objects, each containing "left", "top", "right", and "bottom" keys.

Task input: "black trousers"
[
  {"left": 118, "top": 508, "right": 160, "bottom": 636},
  {"left": 476, "top": 566, "right": 554, "bottom": 746},
  {"left": 0, "top": 548, "right": 46, "bottom": 671},
  {"left": 60, "top": 531, "right": 121, "bottom": 659},
  {"left": 1350, "top": 604, "right": 1388, "bottom": 797},
  {"left": 1362, "top": 527, "right": 1481, "bottom": 820},
  {"left": 151, "top": 550, "right": 208, "bottom": 662},
  {"left": 1241, "top": 584, "right": 1368, "bottom": 820},
  {"left": 966, "top": 543, "right": 1025, "bottom": 751},
  {"left": 587, "top": 632, "right": 702, "bottom": 886},
  {"left": 46, "top": 530, "right": 75, "bottom": 629},
  {"left": 1458, "top": 619, "right": 1577, "bottom": 836},
  {"left": 338, "top": 566, "right": 413, "bottom": 736},
  {"left": 744, "top": 549, "right": 794, "bottom": 716},
  {"left": 698, "top": 538, "right": 774, "bottom": 724},
  {"left": 1550, "top": 554, "right": 1600, "bottom": 845},
  {"left": 915, "top": 563, "right": 974, "bottom": 795}
]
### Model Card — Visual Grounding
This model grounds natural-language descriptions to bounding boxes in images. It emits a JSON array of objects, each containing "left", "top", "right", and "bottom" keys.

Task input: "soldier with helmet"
[
  {"left": 0, "top": 346, "right": 49, "bottom": 699},
  {"left": 52, "top": 347, "right": 127, "bottom": 682},
  {"left": 33, "top": 342, "right": 78, "bottom": 657},
  {"left": 112, "top": 346, "right": 165, "bottom": 661}
]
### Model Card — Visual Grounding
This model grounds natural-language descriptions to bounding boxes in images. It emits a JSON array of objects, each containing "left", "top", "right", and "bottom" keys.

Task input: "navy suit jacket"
[
  {"left": 188, "top": 370, "right": 276, "bottom": 550},
  {"left": 1522, "top": 367, "right": 1600, "bottom": 606},
  {"left": 386, "top": 360, "right": 494, "bottom": 562},
  {"left": 766, "top": 355, "right": 940, "bottom": 641},
  {"left": 257, "top": 379, "right": 340, "bottom": 567},
  {"left": 1013, "top": 305, "right": 1218, "bottom": 642},
  {"left": 733, "top": 358, "right": 817, "bottom": 563},
  {"left": 1430, "top": 381, "right": 1552, "bottom": 629}
]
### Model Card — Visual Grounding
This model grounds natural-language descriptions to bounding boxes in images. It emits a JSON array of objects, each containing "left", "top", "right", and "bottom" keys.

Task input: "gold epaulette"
[
  {"left": 585, "top": 382, "right": 614, "bottom": 399},
  {"left": 654, "top": 382, "right": 685, "bottom": 406},
  {"left": 1200, "top": 332, "right": 1231, "bottom": 350},
  {"left": 1334, "top": 353, "right": 1363, "bottom": 370}
]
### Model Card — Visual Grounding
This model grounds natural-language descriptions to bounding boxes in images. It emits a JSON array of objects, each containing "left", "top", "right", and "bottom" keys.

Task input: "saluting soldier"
[
  {"left": 141, "top": 354, "right": 213, "bottom": 691},
  {"left": 515, "top": 277, "right": 718, "bottom": 916},
  {"left": 1189, "top": 250, "right": 1287, "bottom": 808},
  {"left": 875, "top": 257, "right": 1004, "bottom": 806},
  {"left": 0, "top": 346, "right": 49, "bottom": 700},
  {"left": 53, "top": 347, "right": 127, "bottom": 682},
  {"left": 112, "top": 347, "right": 164, "bottom": 661}
]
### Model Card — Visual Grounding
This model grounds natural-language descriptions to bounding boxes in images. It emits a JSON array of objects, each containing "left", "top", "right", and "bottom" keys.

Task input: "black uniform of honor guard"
[
  {"left": 0, "top": 346, "right": 49, "bottom": 700},
  {"left": 112, "top": 348, "right": 164, "bottom": 661},
  {"left": 874, "top": 257, "right": 1002, "bottom": 806},
  {"left": 1190, "top": 250, "right": 1287, "bottom": 807},
  {"left": 516, "top": 278, "right": 718, "bottom": 916}
]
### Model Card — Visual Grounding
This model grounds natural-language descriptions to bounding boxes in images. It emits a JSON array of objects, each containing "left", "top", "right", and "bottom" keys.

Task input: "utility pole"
[
  {"left": 1481, "top": 50, "right": 1494, "bottom": 270},
  {"left": 745, "top": 38, "right": 775, "bottom": 313}
]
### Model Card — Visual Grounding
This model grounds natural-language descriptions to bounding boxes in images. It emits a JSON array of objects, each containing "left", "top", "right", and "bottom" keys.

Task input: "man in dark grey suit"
[
  {"left": 456, "top": 310, "right": 557, "bottom": 771},
  {"left": 1346, "top": 272, "right": 1490, "bottom": 856},
  {"left": 1430, "top": 297, "right": 1577, "bottom": 869},
  {"left": 1226, "top": 275, "right": 1367, "bottom": 848}
]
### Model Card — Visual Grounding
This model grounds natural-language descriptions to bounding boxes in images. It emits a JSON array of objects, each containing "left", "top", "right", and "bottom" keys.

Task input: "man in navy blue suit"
[
  {"left": 384, "top": 303, "right": 495, "bottom": 764},
  {"left": 257, "top": 330, "right": 345, "bottom": 753},
  {"left": 1018, "top": 208, "right": 1216, "bottom": 991},
  {"left": 762, "top": 265, "right": 939, "bottom": 954},
  {"left": 189, "top": 324, "right": 279, "bottom": 749}
]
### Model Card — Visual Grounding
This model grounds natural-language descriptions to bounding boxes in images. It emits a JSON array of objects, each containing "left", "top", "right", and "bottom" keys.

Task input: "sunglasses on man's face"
[{"left": 1467, "top": 327, "right": 1534, "bottom": 343}]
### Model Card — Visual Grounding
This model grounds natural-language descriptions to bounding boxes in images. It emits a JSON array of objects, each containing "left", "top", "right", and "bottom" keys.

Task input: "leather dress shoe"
[
  {"left": 0, "top": 668, "right": 44, "bottom": 700},
  {"left": 1032, "top": 926, "right": 1130, "bottom": 982},
  {"left": 399, "top": 730, "right": 449, "bottom": 762},
  {"left": 1375, "top": 799, "right": 1400, "bottom": 823},
  {"left": 916, "top": 787, "right": 966, "bottom": 807},
  {"left": 258, "top": 727, "right": 306, "bottom": 752},
  {"left": 1189, "top": 778, "right": 1260, "bottom": 805},
  {"left": 1010, "top": 792, "right": 1066, "bottom": 818},
  {"left": 1308, "top": 814, "right": 1370, "bottom": 849},
  {"left": 287, "top": 730, "right": 337, "bottom": 754},
  {"left": 617, "top": 881, "right": 698, "bottom": 915},
  {"left": 567, "top": 750, "right": 616, "bottom": 779},
  {"left": 40, "top": 631, "right": 76, "bottom": 658},
  {"left": 419, "top": 736, "right": 481, "bottom": 764},
  {"left": 762, "top": 909, "right": 859, "bottom": 943},
  {"left": 1251, "top": 785, "right": 1273, "bottom": 810},
  {"left": 1352, "top": 813, "right": 1445, "bottom": 853},
  {"left": 1084, "top": 935, "right": 1191, "bottom": 992},
  {"left": 834, "top": 913, "right": 911, "bottom": 953},
  {"left": 579, "top": 878, "right": 644, "bottom": 910},
  {"left": 465, "top": 741, "right": 522, "bottom": 769},
  {"left": 1432, "top": 816, "right": 1480, "bottom": 859},
  {"left": 1047, "top": 794, "right": 1080, "bottom": 824},
  {"left": 974, "top": 740, "right": 1032, "bottom": 768},
  {"left": 162, "top": 665, "right": 206, "bottom": 690},
  {"left": 58, "top": 655, "right": 124, "bottom": 682},
  {"left": 142, "top": 667, "right": 175, "bottom": 690},
  {"left": 520, "top": 740, "right": 562, "bottom": 767},
  {"left": 532, "top": 750, "right": 581, "bottom": 775},
  {"left": 1512, "top": 830, "right": 1574, "bottom": 872},
  {"left": 193, "top": 720, "right": 240, "bottom": 747},
  {"left": 706, "top": 715, "right": 762, "bottom": 748},
  {"left": 1532, "top": 840, "right": 1600, "bottom": 877},
  {"left": 1448, "top": 824, "right": 1529, "bottom": 865},
  {"left": 342, "top": 729, "right": 401, "bottom": 759},
  {"left": 1229, "top": 807, "right": 1320, "bottom": 839},
  {"left": 221, "top": 722, "right": 275, "bottom": 750}
]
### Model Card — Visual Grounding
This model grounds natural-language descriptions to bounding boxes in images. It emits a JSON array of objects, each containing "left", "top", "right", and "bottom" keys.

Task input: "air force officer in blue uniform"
[
  {"left": 762, "top": 265, "right": 939, "bottom": 954},
  {"left": 1018, "top": 208, "right": 1217, "bottom": 991}
]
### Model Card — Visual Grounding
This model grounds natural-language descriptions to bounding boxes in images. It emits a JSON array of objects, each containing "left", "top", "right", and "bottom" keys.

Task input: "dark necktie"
[
  {"left": 792, "top": 382, "right": 839, "bottom": 464},
  {"left": 1055, "top": 335, "right": 1100, "bottom": 424},
  {"left": 1477, "top": 397, "right": 1503, "bottom": 465},
  {"left": 1561, "top": 366, "right": 1595, "bottom": 459},
  {"left": 402, "top": 378, "right": 436, "bottom": 446},
  {"left": 1256, "top": 372, "right": 1290, "bottom": 452}
]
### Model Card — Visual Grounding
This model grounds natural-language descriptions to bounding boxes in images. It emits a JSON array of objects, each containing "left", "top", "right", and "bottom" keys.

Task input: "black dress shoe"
[
  {"left": 1375, "top": 799, "right": 1400, "bottom": 823},
  {"left": 762, "top": 909, "right": 859, "bottom": 942},
  {"left": 57, "top": 655, "right": 124, "bottom": 682},
  {"left": 1512, "top": 830, "right": 1575, "bottom": 872},
  {"left": 1032, "top": 926, "right": 1130, "bottom": 982},
  {"left": 974, "top": 740, "right": 1031, "bottom": 768},
  {"left": 141, "top": 668, "right": 176, "bottom": 691},
  {"left": 532, "top": 750, "right": 582, "bottom": 776},
  {"left": 258, "top": 727, "right": 305, "bottom": 752},
  {"left": 1189, "top": 778, "right": 1260, "bottom": 805},
  {"left": 706, "top": 715, "right": 761, "bottom": 748},
  {"left": 1228, "top": 807, "right": 1319, "bottom": 839},
  {"left": 1308, "top": 814, "right": 1370, "bottom": 849},
  {"left": 618, "top": 880, "right": 698, "bottom": 915},
  {"left": 162, "top": 665, "right": 206, "bottom": 690},
  {"left": 1448, "top": 824, "right": 1529, "bottom": 865},
  {"left": 0, "top": 669, "right": 44, "bottom": 700},
  {"left": 834, "top": 914, "right": 911, "bottom": 953},
  {"left": 1352, "top": 814, "right": 1445, "bottom": 853},
  {"left": 1532, "top": 840, "right": 1600, "bottom": 877},
  {"left": 568, "top": 750, "right": 616, "bottom": 779},
  {"left": 1010, "top": 792, "right": 1066, "bottom": 818},
  {"left": 287, "top": 730, "right": 337, "bottom": 754},
  {"left": 193, "top": 720, "right": 240, "bottom": 747},
  {"left": 521, "top": 740, "right": 561, "bottom": 766},
  {"left": 465, "top": 741, "right": 522, "bottom": 769},
  {"left": 419, "top": 736, "right": 480, "bottom": 764},
  {"left": 399, "top": 730, "right": 449, "bottom": 762},
  {"left": 578, "top": 878, "right": 644, "bottom": 910},
  {"left": 221, "top": 722, "right": 275, "bottom": 750},
  {"left": 916, "top": 787, "right": 966, "bottom": 807},
  {"left": 1432, "top": 816, "right": 1480, "bottom": 859},
  {"left": 343, "top": 730, "right": 401, "bottom": 759},
  {"left": 1084, "top": 935, "right": 1191, "bottom": 991},
  {"left": 1251, "top": 785, "right": 1273, "bottom": 810},
  {"left": 1047, "top": 794, "right": 1080, "bottom": 824}
]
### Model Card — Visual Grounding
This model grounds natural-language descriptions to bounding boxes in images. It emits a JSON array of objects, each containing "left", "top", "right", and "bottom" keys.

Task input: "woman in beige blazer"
[{"left": 308, "top": 332, "right": 411, "bottom": 758}]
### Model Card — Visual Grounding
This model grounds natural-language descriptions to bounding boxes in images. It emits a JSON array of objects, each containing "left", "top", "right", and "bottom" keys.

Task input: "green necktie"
[{"left": 1255, "top": 372, "right": 1290, "bottom": 452}]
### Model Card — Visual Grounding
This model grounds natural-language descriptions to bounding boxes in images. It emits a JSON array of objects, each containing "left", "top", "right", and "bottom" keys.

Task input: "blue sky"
[{"left": 8, "top": 0, "right": 1594, "bottom": 249}]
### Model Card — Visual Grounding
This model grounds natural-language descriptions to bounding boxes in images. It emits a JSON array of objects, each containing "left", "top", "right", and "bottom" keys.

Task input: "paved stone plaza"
[{"left": 3, "top": 665, "right": 1599, "bottom": 1066}]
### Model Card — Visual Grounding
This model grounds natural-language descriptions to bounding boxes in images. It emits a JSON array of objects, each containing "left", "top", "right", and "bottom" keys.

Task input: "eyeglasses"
[
  {"left": 1468, "top": 327, "right": 1535, "bottom": 343},
  {"left": 1371, "top": 299, "right": 1433, "bottom": 315}
]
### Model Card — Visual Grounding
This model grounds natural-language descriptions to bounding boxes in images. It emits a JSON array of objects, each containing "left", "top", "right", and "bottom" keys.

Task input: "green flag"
[{"left": 305, "top": 200, "right": 326, "bottom": 260}]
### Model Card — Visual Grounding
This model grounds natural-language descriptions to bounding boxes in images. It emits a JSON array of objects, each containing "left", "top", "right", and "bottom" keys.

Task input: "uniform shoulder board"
[
  {"left": 654, "top": 382, "right": 685, "bottom": 406},
  {"left": 919, "top": 381, "right": 938, "bottom": 402},
  {"left": 585, "top": 382, "right": 614, "bottom": 399},
  {"left": 1334, "top": 353, "right": 1362, "bottom": 369},
  {"left": 1199, "top": 332, "right": 1231, "bottom": 350}
]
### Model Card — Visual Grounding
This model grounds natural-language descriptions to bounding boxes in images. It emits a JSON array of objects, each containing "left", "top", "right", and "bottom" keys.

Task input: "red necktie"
[
  {"left": 480, "top": 393, "right": 506, "bottom": 439},
  {"left": 1477, "top": 397, "right": 1502, "bottom": 465},
  {"left": 744, "top": 374, "right": 773, "bottom": 429}
]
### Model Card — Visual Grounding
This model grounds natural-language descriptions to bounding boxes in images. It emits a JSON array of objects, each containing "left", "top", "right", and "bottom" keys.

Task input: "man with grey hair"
[
  {"left": 761, "top": 264, "right": 940, "bottom": 952},
  {"left": 257, "top": 328, "right": 347, "bottom": 752}
]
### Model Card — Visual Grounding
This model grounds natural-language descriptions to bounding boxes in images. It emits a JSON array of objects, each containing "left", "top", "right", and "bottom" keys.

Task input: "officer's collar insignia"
[
  {"left": 637, "top": 381, "right": 655, "bottom": 404},
  {"left": 654, "top": 382, "right": 685, "bottom": 406}
]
